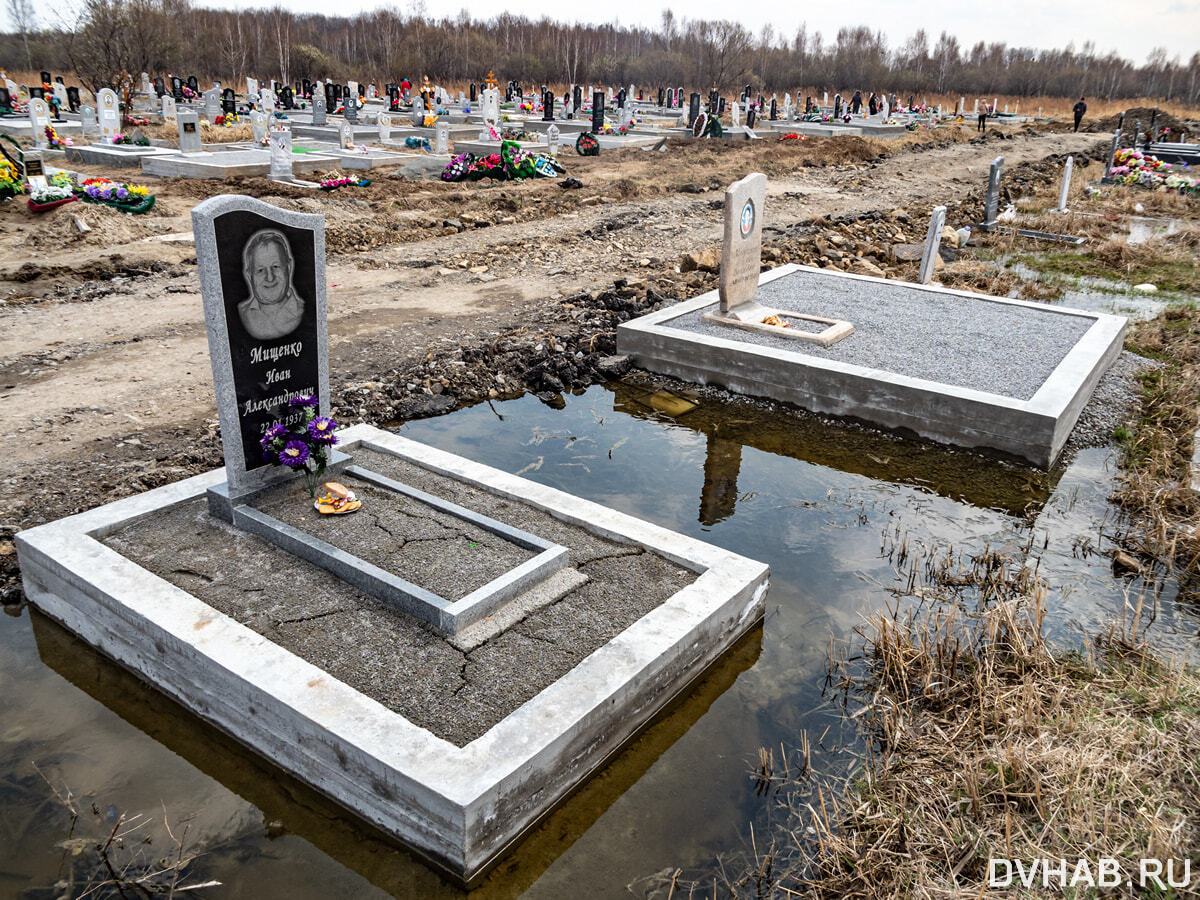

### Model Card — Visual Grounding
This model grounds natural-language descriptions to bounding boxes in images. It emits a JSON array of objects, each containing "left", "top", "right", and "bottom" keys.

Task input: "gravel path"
[{"left": 663, "top": 269, "right": 1094, "bottom": 400}]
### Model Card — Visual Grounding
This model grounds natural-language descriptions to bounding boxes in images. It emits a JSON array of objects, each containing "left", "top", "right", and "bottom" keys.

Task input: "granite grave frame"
[
  {"left": 617, "top": 263, "right": 1126, "bottom": 467},
  {"left": 15, "top": 423, "right": 768, "bottom": 884}
]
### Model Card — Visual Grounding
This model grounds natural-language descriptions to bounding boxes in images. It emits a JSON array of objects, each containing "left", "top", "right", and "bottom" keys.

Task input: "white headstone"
[
  {"left": 547, "top": 123, "right": 560, "bottom": 156},
  {"left": 377, "top": 112, "right": 391, "bottom": 143},
  {"left": 97, "top": 88, "right": 120, "bottom": 139},
  {"left": 411, "top": 96, "right": 425, "bottom": 127},
  {"left": 161, "top": 94, "right": 177, "bottom": 121},
  {"left": 1054, "top": 155, "right": 1074, "bottom": 213},
  {"left": 918, "top": 206, "right": 946, "bottom": 284},
  {"left": 619, "top": 104, "right": 632, "bottom": 128},
  {"left": 269, "top": 124, "right": 293, "bottom": 180},
  {"left": 203, "top": 88, "right": 220, "bottom": 121},
  {"left": 177, "top": 109, "right": 202, "bottom": 153},
  {"left": 141, "top": 72, "right": 151, "bottom": 94},
  {"left": 28, "top": 97, "right": 50, "bottom": 147},
  {"left": 730, "top": 101, "right": 740, "bottom": 128},
  {"left": 246, "top": 77, "right": 259, "bottom": 98},
  {"left": 822, "top": 91, "right": 828, "bottom": 107},
  {"left": 719, "top": 172, "right": 767, "bottom": 313},
  {"left": 434, "top": 121, "right": 449, "bottom": 154},
  {"left": 312, "top": 92, "right": 326, "bottom": 126},
  {"left": 80, "top": 105, "right": 96, "bottom": 135},
  {"left": 482, "top": 88, "right": 499, "bottom": 127},
  {"left": 53, "top": 82, "right": 68, "bottom": 109},
  {"left": 251, "top": 110, "right": 269, "bottom": 142},
  {"left": 260, "top": 88, "right": 276, "bottom": 113},
  {"left": 339, "top": 122, "right": 354, "bottom": 150}
]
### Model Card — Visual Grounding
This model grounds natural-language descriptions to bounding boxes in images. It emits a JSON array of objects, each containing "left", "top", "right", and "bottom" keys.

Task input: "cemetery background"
[{"left": 1, "top": 72, "right": 1199, "bottom": 896}]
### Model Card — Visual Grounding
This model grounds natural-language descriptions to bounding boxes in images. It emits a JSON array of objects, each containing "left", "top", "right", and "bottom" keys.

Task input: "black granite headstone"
[
  {"left": 542, "top": 90, "right": 554, "bottom": 121},
  {"left": 573, "top": 84, "right": 582, "bottom": 110},
  {"left": 746, "top": 107, "right": 757, "bottom": 128},
  {"left": 0, "top": 88, "right": 10, "bottom": 111},
  {"left": 172, "top": 77, "right": 184, "bottom": 100},
  {"left": 187, "top": 75, "right": 199, "bottom": 93},
  {"left": 591, "top": 90, "right": 604, "bottom": 132},
  {"left": 688, "top": 92, "right": 701, "bottom": 127},
  {"left": 770, "top": 98, "right": 777, "bottom": 120},
  {"left": 657, "top": 87, "right": 665, "bottom": 107},
  {"left": 40, "top": 71, "right": 51, "bottom": 85},
  {"left": 29, "top": 86, "right": 44, "bottom": 99},
  {"left": 281, "top": 86, "right": 294, "bottom": 109},
  {"left": 719, "top": 97, "right": 726, "bottom": 115},
  {"left": 67, "top": 86, "right": 80, "bottom": 112},
  {"left": 222, "top": 88, "right": 236, "bottom": 114}
]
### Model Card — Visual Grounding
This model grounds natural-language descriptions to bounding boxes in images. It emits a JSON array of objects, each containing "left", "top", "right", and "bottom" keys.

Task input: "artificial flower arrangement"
[
  {"left": 0, "top": 159, "right": 24, "bottom": 199},
  {"left": 779, "top": 133, "right": 806, "bottom": 142},
  {"left": 216, "top": 113, "right": 240, "bottom": 127},
  {"left": 422, "top": 114, "right": 440, "bottom": 127},
  {"left": 500, "top": 127, "right": 536, "bottom": 141},
  {"left": 44, "top": 125, "right": 72, "bottom": 147},
  {"left": 111, "top": 133, "right": 150, "bottom": 146},
  {"left": 318, "top": 172, "right": 370, "bottom": 191},
  {"left": 123, "top": 114, "right": 149, "bottom": 126},
  {"left": 181, "top": 85, "right": 197, "bottom": 100},
  {"left": 258, "top": 396, "right": 340, "bottom": 498},
  {"left": 1109, "top": 149, "right": 1199, "bottom": 195},
  {"left": 440, "top": 141, "right": 565, "bottom": 182},
  {"left": 404, "top": 136, "right": 432, "bottom": 150},
  {"left": 597, "top": 124, "right": 628, "bottom": 135},
  {"left": 575, "top": 132, "right": 600, "bottom": 156},
  {"left": 77, "top": 176, "right": 156, "bottom": 213},
  {"left": 27, "top": 171, "right": 78, "bottom": 212}
]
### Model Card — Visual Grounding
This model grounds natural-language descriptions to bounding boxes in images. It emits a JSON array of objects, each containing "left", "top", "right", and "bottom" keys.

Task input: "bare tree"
[{"left": 6, "top": 0, "right": 36, "bottom": 71}]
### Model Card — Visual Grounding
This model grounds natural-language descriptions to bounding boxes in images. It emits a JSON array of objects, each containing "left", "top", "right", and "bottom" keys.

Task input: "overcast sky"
[{"left": 181, "top": 0, "right": 1200, "bottom": 63}]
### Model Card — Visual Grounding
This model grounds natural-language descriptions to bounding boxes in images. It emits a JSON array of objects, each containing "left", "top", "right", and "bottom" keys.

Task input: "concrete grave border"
[
  {"left": 16, "top": 423, "right": 768, "bottom": 884},
  {"left": 617, "top": 264, "right": 1126, "bottom": 468}
]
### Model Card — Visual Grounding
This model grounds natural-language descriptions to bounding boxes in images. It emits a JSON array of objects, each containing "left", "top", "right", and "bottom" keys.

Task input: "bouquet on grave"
[
  {"left": 27, "top": 171, "right": 77, "bottom": 211},
  {"left": 318, "top": 171, "right": 370, "bottom": 191},
  {"left": 259, "top": 396, "right": 340, "bottom": 498},
  {"left": 123, "top": 114, "right": 149, "bottom": 126},
  {"left": 0, "top": 159, "right": 24, "bottom": 199},
  {"left": 77, "top": 177, "right": 156, "bottom": 213},
  {"left": 500, "top": 127, "right": 534, "bottom": 141},
  {"left": 575, "top": 132, "right": 599, "bottom": 156},
  {"left": 44, "top": 125, "right": 72, "bottom": 147},
  {"left": 404, "top": 136, "right": 432, "bottom": 150},
  {"left": 779, "top": 133, "right": 805, "bottom": 142},
  {"left": 440, "top": 152, "right": 476, "bottom": 182}
]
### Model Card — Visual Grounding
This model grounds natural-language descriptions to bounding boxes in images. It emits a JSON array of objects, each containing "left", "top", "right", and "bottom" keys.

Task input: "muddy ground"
[{"left": 0, "top": 122, "right": 1151, "bottom": 601}]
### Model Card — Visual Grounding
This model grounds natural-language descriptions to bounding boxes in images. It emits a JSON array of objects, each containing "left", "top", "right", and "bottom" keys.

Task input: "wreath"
[
  {"left": 575, "top": 132, "right": 599, "bottom": 156},
  {"left": 441, "top": 152, "right": 475, "bottom": 182}
]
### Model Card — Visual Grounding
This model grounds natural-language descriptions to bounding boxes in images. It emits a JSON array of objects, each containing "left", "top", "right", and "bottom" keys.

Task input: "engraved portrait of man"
[{"left": 237, "top": 228, "right": 305, "bottom": 341}]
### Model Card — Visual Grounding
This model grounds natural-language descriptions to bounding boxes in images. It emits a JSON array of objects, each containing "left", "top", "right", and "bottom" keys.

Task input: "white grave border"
[{"left": 16, "top": 422, "right": 768, "bottom": 883}]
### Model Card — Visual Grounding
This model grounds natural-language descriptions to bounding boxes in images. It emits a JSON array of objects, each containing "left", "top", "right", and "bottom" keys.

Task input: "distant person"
[
  {"left": 851, "top": 90, "right": 862, "bottom": 114},
  {"left": 868, "top": 93, "right": 878, "bottom": 116},
  {"left": 238, "top": 229, "right": 305, "bottom": 341},
  {"left": 977, "top": 104, "right": 987, "bottom": 133},
  {"left": 1072, "top": 97, "right": 1086, "bottom": 132}
]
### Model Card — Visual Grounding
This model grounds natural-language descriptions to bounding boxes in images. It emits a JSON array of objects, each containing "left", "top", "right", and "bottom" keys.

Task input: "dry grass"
[
  {"left": 1113, "top": 306, "right": 1200, "bottom": 596},
  {"left": 644, "top": 542, "right": 1200, "bottom": 898}
]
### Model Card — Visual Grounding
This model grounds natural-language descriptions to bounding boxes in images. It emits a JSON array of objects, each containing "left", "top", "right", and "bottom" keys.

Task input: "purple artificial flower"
[
  {"left": 279, "top": 440, "right": 310, "bottom": 467},
  {"left": 116, "top": 187, "right": 128, "bottom": 200},
  {"left": 288, "top": 394, "right": 318, "bottom": 408},
  {"left": 260, "top": 423, "right": 287, "bottom": 448},
  {"left": 307, "top": 416, "right": 338, "bottom": 444}
]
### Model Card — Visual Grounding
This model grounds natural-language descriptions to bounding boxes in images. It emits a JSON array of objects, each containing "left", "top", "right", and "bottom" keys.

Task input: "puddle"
[
  {"left": 1126, "top": 215, "right": 1182, "bottom": 245},
  {"left": 1005, "top": 260, "right": 1169, "bottom": 319},
  {"left": 3, "top": 383, "right": 1198, "bottom": 897}
]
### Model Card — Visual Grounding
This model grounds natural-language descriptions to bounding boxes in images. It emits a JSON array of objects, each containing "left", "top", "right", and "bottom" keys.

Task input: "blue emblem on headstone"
[{"left": 740, "top": 200, "right": 755, "bottom": 237}]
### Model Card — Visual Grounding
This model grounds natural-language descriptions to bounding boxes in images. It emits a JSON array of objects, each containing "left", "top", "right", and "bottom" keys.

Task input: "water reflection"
[
  {"left": 30, "top": 609, "right": 762, "bottom": 898},
  {"left": 610, "top": 379, "right": 1060, "bottom": 520}
]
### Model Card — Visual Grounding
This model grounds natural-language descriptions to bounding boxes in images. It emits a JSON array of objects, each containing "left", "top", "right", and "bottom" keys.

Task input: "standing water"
[{"left": 2, "top": 381, "right": 1196, "bottom": 897}]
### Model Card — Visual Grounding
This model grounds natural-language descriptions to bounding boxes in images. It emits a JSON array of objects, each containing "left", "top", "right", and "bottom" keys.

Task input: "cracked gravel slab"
[
  {"left": 663, "top": 268, "right": 1094, "bottom": 400},
  {"left": 253, "top": 474, "right": 535, "bottom": 601},
  {"left": 102, "top": 468, "right": 696, "bottom": 746}
]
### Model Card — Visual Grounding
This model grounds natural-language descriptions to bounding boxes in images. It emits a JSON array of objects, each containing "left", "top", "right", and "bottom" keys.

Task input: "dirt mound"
[{"left": 1086, "top": 106, "right": 1193, "bottom": 142}]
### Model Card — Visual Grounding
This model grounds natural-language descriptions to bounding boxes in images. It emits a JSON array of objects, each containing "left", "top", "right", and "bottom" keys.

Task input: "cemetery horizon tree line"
[{"left": 4, "top": 0, "right": 1200, "bottom": 104}]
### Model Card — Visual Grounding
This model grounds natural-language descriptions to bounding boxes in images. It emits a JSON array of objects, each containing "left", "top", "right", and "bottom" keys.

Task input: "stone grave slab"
[
  {"left": 618, "top": 264, "right": 1125, "bottom": 467},
  {"left": 65, "top": 143, "right": 179, "bottom": 168},
  {"left": 290, "top": 140, "right": 412, "bottom": 170},
  {"left": 141, "top": 148, "right": 338, "bottom": 178}
]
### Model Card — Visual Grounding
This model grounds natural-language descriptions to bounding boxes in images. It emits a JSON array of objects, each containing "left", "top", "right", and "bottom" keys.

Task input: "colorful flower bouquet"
[
  {"left": 76, "top": 177, "right": 156, "bottom": 213},
  {"left": 259, "top": 396, "right": 339, "bottom": 497},
  {"left": 779, "top": 133, "right": 806, "bottom": 142},
  {"left": 318, "top": 172, "right": 370, "bottom": 191},
  {"left": 404, "top": 136, "right": 432, "bottom": 150},
  {"left": 44, "top": 125, "right": 72, "bottom": 148},
  {"left": 1108, "top": 149, "right": 1199, "bottom": 195},
  {"left": 123, "top": 114, "right": 149, "bottom": 127},
  {"left": 0, "top": 160, "right": 24, "bottom": 199},
  {"left": 440, "top": 141, "right": 564, "bottom": 182},
  {"left": 111, "top": 133, "right": 150, "bottom": 146}
]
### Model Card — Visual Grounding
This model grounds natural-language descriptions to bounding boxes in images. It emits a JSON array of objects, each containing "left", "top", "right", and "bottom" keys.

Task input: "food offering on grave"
[{"left": 314, "top": 481, "right": 361, "bottom": 515}]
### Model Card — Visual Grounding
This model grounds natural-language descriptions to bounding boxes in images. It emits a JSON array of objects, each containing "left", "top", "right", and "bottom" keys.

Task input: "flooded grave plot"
[
  {"left": 13, "top": 195, "right": 767, "bottom": 885},
  {"left": 620, "top": 173, "right": 1126, "bottom": 469}
]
